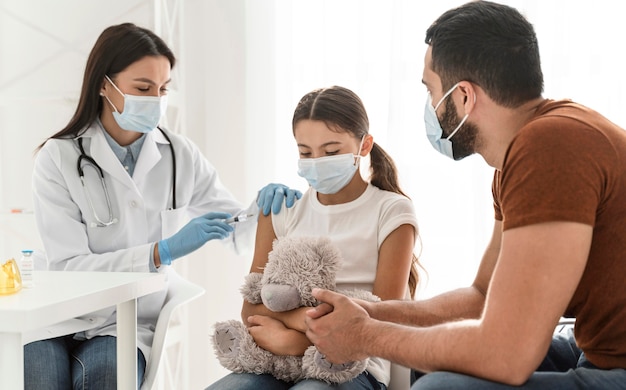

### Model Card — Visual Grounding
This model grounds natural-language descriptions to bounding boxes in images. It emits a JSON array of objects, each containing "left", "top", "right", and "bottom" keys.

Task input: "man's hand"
[{"left": 305, "top": 288, "right": 371, "bottom": 364}]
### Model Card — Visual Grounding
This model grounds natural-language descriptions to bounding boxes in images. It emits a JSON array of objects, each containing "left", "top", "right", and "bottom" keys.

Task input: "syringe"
[{"left": 223, "top": 213, "right": 256, "bottom": 224}]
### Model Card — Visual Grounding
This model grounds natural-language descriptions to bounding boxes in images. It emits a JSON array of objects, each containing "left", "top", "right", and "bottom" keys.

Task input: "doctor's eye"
[
  {"left": 325, "top": 150, "right": 340, "bottom": 156},
  {"left": 299, "top": 152, "right": 312, "bottom": 158}
]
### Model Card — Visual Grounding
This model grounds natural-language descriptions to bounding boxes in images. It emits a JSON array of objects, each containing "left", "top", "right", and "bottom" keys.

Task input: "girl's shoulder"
[{"left": 367, "top": 183, "right": 411, "bottom": 202}]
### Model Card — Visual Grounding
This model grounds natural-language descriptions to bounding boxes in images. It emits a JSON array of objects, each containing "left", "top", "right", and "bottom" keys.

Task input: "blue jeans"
[
  {"left": 24, "top": 335, "right": 146, "bottom": 390},
  {"left": 206, "top": 371, "right": 387, "bottom": 390},
  {"left": 412, "top": 330, "right": 626, "bottom": 389}
]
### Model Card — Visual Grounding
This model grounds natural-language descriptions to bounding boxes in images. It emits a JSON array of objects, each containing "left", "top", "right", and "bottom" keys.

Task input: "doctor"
[{"left": 27, "top": 22, "right": 300, "bottom": 390}]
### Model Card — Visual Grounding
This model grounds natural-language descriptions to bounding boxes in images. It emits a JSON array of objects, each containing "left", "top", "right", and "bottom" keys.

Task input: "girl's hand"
[{"left": 247, "top": 315, "right": 312, "bottom": 356}]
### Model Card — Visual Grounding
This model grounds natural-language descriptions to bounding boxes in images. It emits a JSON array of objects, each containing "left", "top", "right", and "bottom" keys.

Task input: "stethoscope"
[{"left": 76, "top": 126, "right": 177, "bottom": 227}]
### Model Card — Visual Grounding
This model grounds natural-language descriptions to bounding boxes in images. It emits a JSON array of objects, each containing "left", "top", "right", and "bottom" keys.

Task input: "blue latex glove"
[
  {"left": 158, "top": 212, "right": 234, "bottom": 265},
  {"left": 257, "top": 183, "right": 302, "bottom": 216}
]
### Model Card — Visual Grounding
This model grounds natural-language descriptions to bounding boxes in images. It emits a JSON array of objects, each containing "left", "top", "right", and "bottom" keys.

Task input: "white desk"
[{"left": 0, "top": 270, "right": 166, "bottom": 390}]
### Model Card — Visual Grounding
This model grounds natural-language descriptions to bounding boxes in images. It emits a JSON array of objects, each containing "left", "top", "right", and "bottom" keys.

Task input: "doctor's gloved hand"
[
  {"left": 157, "top": 212, "right": 234, "bottom": 265},
  {"left": 257, "top": 183, "right": 302, "bottom": 216}
]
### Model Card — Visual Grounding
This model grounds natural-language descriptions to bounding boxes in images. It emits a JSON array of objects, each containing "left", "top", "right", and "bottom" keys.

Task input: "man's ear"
[{"left": 458, "top": 81, "right": 477, "bottom": 114}]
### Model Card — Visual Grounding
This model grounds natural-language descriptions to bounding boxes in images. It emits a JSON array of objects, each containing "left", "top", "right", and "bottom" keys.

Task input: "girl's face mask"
[{"left": 297, "top": 137, "right": 364, "bottom": 194}]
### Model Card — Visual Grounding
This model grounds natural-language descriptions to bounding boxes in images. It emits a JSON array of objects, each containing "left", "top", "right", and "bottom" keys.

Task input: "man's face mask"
[{"left": 424, "top": 82, "right": 471, "bottom": 159}]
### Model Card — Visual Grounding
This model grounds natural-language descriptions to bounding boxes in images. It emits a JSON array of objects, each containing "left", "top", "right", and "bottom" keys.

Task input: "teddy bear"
[{"left": 212, "top": 235, "right": 380, "bottom": 384}]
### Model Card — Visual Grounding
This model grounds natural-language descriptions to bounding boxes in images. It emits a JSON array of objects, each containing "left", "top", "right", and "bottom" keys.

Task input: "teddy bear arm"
[
  {"left": 340, "top": 289, "right": 381, "bottom": 303},
  {"left": 240, "top": 272, "right": 264, "bottom": 304}
]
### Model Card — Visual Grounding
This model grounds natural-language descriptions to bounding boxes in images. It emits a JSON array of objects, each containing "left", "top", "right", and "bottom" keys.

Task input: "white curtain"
[{"left": 270, "top": 0, "right": 501, "bottom": 299}]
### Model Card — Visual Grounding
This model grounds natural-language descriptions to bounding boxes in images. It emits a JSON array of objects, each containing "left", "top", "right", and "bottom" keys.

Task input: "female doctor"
[{"left": 26, "top": 23, "right": 299, "bottom": 390}]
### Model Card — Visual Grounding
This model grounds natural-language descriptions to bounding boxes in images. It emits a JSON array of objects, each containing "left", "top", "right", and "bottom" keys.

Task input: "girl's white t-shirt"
[{"left": 272, "top": 183, "right": 418, "bottom": 385}]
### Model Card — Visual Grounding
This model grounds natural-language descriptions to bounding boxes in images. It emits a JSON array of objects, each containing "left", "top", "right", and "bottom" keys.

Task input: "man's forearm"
[
  {"left": 369, "top": 286, "right": 485, "bottom": 326},
  {"left": 359, "top": 317, "right": 485, "bottom": 377}
]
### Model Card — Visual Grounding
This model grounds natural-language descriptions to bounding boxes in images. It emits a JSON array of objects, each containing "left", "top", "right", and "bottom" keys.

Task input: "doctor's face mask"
[
  {"left": 297, "top": 137, "right": 364, "bottom": 194},
  {"left": 103, "top": 75, "right": 168, "bottom": 133}
]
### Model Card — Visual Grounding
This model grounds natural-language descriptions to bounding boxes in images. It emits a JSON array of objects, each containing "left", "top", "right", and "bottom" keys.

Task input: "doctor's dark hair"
[
  {"left": 292, "top": 86, "right": 421, "bottom": 297},
  {"left": 425, "top": 1, "right": 543, "bottom": 108},
  {"left": 38, "top": 23, "right": 175, "bottom": 149}
]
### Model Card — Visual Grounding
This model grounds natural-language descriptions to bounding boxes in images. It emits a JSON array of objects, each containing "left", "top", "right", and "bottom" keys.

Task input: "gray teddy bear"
[{"left": 212, "top": 235, "right": 380, "bottom": 384}]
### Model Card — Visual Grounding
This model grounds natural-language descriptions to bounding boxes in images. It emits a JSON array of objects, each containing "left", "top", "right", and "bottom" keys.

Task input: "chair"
[
  {"left": 555, "top": 317, "right": 575, "bottom": 336},
  {"left": 388, "top": 362, "right": 411, "bottom": 390},
  {"left": 141, "top": 271, "right": 205, "bottom": 390}
]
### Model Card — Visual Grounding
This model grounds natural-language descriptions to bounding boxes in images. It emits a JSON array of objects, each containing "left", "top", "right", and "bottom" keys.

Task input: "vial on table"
[{"left": 20, "top": 249, "right": 34, "bottom": 288}]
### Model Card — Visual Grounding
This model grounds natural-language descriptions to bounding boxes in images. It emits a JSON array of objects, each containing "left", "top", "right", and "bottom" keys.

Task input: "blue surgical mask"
[
  {"left": 103, "top": 75, "right": 168, "bottom": 133},
  {"left": 297, "top": 138, "right": 364, "bottom": 194},
  {"left": 424, "top": 83, "right": 470, "bottom": 159}
]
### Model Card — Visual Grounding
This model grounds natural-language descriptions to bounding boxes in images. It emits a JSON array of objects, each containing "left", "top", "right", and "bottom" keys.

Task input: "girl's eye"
[
  {"left": 299, "top": 152, "right": 311, "bottom": 158},
  {"left": 137, "top": 87, "right": 150, "bottom": 92},
  {"left": 160, "top": 87, "right": 169, "bottom": 93},
  {"left": 325, "top": 150, "right": 339, "bottom": 156}
]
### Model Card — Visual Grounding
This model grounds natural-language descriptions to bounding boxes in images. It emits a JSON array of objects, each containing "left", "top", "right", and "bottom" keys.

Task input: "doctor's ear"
[{"left": 100, "top": 78, "right": 111, "bottom": 96}]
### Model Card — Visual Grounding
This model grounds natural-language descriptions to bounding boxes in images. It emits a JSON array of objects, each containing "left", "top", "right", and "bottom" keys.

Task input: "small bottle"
[{"left": 20, "top": 250, "right": 34, "bottom": 288}]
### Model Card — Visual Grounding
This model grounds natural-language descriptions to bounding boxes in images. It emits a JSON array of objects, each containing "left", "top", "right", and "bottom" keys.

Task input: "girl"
[{"left": 208, "top": 86, "right": 420, "bottom": 390}]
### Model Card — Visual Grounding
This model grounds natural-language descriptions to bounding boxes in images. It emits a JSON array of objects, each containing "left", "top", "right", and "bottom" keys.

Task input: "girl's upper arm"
[
  {"left": 241, "top": 212, "right": 278, "bottom": 323},
  {"left": 373, "top": 223, "right": 416, "bottom": 300},
  {"left": 248, "top": 212, "right": 278, "bottom": 274}
]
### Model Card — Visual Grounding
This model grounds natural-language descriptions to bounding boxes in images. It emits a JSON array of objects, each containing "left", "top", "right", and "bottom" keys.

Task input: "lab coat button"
[{"left": 130, "top": 201, "right": 137, "bottom": 208}]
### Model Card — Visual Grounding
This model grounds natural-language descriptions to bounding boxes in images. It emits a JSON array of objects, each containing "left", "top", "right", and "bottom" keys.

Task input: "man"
[{"left": 304, "top": 1, "right": 626, "bottom": 389}]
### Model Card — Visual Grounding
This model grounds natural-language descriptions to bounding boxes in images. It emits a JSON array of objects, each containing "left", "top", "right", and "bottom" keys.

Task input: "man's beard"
[{"left": 440, "top": 97, "right": 479, "bottom": 160}]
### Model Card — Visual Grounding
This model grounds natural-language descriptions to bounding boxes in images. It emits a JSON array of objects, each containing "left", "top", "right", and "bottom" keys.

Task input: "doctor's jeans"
[
  {"left": 206, "top": 371, "right": 386, "bottom": 390},
  {"left": 24, "top": 334, "right": 146, "bottom": 390},
  {"left": 412, "top": 329, "right": 626, "bottom": 390}
]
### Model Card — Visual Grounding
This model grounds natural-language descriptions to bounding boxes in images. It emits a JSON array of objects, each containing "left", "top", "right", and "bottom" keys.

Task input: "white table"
[{"left": 0, "top": 270, "right": 166, "bottom": 390}]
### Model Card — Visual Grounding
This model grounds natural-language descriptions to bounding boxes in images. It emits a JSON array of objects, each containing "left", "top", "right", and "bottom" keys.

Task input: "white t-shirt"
[{"left": 272, "top": 183, "right": 418, "bottom": 385}]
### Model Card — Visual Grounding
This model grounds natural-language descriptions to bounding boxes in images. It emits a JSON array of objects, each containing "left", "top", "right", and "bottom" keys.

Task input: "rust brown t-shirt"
[{"left": 493, "top": 99, "right": 626, "bottom": 369}]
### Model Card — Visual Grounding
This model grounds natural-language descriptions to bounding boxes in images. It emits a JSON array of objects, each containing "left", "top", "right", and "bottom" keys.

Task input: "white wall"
[
  {"left": 0, "top": 0, "right": 155, "bottom": 259},
  {"left": 181, "top": 1, "right": 269, "bottom": 386}
]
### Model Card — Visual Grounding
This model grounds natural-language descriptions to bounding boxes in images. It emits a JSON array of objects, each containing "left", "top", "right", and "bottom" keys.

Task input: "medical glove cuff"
[{"left": 157, "top": 239, "right": 173, "bottom": 266}]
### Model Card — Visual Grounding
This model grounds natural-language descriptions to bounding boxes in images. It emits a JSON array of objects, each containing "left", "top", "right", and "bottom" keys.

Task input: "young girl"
[{"left": 208, "top": 86, "right": 419, "bottom": 390}]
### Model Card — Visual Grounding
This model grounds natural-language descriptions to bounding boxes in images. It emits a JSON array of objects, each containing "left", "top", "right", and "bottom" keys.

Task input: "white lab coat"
[{"left": 29, "top": 123, "right": 258, "bottom": 359}]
